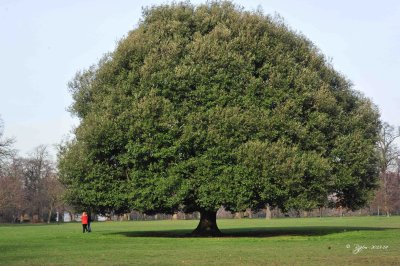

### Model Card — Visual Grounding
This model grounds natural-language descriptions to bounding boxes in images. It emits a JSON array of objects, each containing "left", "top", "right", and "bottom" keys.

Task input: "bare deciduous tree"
[
  {"left": 0, "top": 159, "right": 25, "bottom": 223},
  {"left": 42, "top": 174, "right": 65, "bottom": 223},
  {"left": 377, "top": 122, "right": 400, "bottom": 216},
  {"left": 22, "top": 145, "right": 56, "bottom": 222},
  {"left": 0, "top": 116, "right": 15, "bottom": 171}
]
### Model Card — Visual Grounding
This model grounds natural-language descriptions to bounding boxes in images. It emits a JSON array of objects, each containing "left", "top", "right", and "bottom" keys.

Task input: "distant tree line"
[
  {"left": 0, "top": 116, "right": 65, "bottom": 223},
  {"left": 370, "top": 123, "right": 400, "bottom": 216}
]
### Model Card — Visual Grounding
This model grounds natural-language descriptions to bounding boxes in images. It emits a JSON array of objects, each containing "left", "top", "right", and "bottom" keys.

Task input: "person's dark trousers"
[{"left": 82, "top": 224, "right": 88, "bottom": 233}]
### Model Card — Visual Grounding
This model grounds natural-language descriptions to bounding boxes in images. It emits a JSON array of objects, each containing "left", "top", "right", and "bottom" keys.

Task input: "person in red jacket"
[{"left": 81, "top": 212, "right": 88, "bottom": 233}]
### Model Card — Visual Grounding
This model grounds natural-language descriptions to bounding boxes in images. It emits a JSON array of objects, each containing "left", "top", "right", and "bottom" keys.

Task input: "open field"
[{"left": 0, "top": 216, "right": 399, "bottom": 265}]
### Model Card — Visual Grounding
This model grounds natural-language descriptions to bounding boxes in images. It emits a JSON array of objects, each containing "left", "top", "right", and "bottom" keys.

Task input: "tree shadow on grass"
[{"left": 113, "top": 226, "right": 390, "bottom": 238}]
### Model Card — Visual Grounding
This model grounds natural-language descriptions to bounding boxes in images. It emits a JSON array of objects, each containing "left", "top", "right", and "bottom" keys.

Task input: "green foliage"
[{"left": 59, "top": 1, "right": 380, "bottom": 215}]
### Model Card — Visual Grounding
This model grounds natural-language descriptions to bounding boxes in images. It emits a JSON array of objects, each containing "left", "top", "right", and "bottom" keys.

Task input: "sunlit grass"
[{"left": 0, "top": 216, "right": 399, "bottom": 265}]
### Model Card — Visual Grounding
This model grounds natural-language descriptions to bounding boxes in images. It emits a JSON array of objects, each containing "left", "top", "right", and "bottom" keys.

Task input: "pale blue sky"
[{"left": 1, "top": 0, "right": 399, "bottom": 157}]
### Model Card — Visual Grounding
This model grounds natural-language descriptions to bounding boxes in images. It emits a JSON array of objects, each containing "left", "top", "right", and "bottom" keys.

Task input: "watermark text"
[{"left": 346, "top": 244, "right": 389, "bottom": 254}]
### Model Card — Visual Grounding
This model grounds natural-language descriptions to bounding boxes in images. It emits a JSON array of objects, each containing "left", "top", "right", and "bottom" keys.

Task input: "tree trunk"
[
  {"left": 234, "top": 211, "right": 243, "bottom": 219},
  {"left": 247, "top": 209, "right": 253, "bottom": 219},
  {"left": 384, "top": 173, "right": 390, "bottom": 217},
  {"left": 192, "top": 210, "right": 222, "bottom": 237},
  {"left": 265, "top": 205, "right": 272, "bottom": 219},
  {"left": 47, "top": 207, "right": 53, "bottom": 224}
]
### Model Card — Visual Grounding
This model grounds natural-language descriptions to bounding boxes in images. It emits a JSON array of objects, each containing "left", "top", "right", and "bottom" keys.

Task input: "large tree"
[{"left": 59, "top": 2, "right": 380, "bottom": 235}]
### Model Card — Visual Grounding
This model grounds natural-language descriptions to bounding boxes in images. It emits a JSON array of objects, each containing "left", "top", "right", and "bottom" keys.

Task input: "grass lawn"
[{"left": 0, "top": 216, "right": 399, "bottom": 265}]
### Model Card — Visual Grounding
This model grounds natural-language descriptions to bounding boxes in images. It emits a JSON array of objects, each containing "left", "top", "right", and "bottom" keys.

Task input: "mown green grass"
[{"left": 0, "top": 216, "right": 399, "bottom": 265}]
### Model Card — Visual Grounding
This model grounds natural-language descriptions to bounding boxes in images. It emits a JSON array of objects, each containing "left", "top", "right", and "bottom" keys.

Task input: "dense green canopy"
[{"left": 59, "top": 1, "right": 380, "bottom": 234}]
